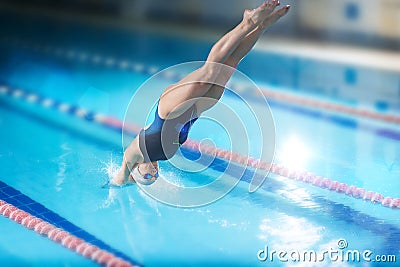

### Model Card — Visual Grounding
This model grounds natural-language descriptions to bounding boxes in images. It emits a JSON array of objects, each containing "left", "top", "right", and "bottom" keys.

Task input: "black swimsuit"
[{"left": 138, "top": 104, "right": 198, "bottom": 162}]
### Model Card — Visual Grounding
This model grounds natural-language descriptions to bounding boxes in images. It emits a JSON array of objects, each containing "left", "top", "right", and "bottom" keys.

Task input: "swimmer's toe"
[{"left": 260, "top": 5, "right": 290, "bottom": 29}]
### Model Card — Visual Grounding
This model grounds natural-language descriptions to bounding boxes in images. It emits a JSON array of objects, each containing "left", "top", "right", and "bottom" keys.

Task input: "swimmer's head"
[{"left": 132, "top": 162, "right": 159, "bottom": 185}]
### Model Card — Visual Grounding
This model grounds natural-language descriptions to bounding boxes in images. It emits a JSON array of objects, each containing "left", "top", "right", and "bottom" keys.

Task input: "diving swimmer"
[{"left": 112, "top": 1, "right": 290, "bottom": 186}]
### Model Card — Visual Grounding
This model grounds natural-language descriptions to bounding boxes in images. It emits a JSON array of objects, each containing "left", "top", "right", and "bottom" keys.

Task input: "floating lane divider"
[
  {"left": 3, "top": 36, "right": 400, "bottom": 125},
  {"left": 1, "top": 84, "right": 399, "bottom": 210},
  {"left": 261, "top": 90, "right": 400, "bottom": 125},
  {"left": 0, "top": 181, "right": 139, "bottom": 267},
  {"left": 0, "top": 84, "right": 141, "bottom": 136}
]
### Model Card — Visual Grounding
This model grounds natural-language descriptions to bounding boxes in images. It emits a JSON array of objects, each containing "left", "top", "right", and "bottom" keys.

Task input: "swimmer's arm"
[
  {"left": 112, "top": 137, "right": 141, "bottom": 185},
  {"left": 112, "top": 161, "right": 132, "bottom": 185}
]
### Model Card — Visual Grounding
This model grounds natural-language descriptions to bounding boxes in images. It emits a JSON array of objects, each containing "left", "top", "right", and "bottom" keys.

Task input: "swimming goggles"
[{"left": 133, "top": 165, "right": 159, "bottom": 185}]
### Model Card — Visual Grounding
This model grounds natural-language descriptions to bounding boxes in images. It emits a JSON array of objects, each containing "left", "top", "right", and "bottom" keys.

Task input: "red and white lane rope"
[
  {"left": 261, "top": 90, "right": 400, "bottom": 125},
  {"left": 3, "top": 36, "right": 400, "bottom": 125},
  {"left": 1, "top": 84, "right": 398, "bottom": 209},
  {"left": 183, "top": 140, "right": 400, "bottom": 209},
  {"left": 0, "top": 200, "right": 136, "bottom": 267}
]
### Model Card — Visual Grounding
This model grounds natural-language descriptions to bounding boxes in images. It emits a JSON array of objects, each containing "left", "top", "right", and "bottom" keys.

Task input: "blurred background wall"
[{"left": 1, "top": 0, "right": 399, "bottom": 50}]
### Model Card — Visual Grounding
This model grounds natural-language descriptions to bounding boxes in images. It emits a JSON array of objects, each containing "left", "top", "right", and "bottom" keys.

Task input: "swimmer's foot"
[
  {"left": 259, "top": 5, "right": 290, "bottom": 30},
  {"left": 243, "top": 0, "right": 280, "bottom": 26}
]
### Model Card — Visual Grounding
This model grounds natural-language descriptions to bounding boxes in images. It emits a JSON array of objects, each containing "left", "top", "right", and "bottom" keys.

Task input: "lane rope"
[
  {"left": 2, "top": 36, "right": 400, "bottom": 125},
  {"left": 0, "top": 199, "right": 137, "bottom": 267},
  {"left": 1, "top": 84, "right": 399, "bottom": 209}
]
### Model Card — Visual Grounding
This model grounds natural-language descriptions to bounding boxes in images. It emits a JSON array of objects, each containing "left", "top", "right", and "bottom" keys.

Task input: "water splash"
[
  {"left": 105, "top": 161, "right": 120, "bottom": 179},
  {"left": 101, "top": 156, "right": 121, "bottom": 182}
]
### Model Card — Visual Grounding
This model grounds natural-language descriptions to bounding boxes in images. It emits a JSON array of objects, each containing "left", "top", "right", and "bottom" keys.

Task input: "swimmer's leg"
[
  {"left": 158, "top": 2, "right": 276, "bottom": 118},
  {"left": 195, "top": 4, "right": 291, "bottom": 114},
  {"left": 226, "top": 4, "right": 290, "bottom": 69}
]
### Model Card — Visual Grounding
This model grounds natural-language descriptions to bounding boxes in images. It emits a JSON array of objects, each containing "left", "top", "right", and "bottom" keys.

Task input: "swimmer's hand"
[
  {"left": 112, "top": 137, "right": 142, "bottom": 186},
  {"left": 108, "top": 165, "right": 136, "bottom": 187}
]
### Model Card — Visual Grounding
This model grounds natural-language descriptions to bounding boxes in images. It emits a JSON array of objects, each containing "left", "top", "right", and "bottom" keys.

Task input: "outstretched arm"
[{"left": 113, "top": 136, "right": 142, "bottom": 185}]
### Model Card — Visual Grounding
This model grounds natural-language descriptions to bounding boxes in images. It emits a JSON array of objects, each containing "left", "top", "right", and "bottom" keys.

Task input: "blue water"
[{"left": 0, "top": 10, "right": 399, "bottom": 267}]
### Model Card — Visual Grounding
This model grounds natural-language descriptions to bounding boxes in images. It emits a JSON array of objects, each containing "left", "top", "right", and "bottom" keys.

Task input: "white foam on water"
[{"left": 101, "top": 157, "right": 121, "bottom": 183}]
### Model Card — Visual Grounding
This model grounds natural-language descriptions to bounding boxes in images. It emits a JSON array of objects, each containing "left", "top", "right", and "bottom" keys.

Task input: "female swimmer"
[{"left": 112, "top": 1, "right": 290, "bottom": 185}]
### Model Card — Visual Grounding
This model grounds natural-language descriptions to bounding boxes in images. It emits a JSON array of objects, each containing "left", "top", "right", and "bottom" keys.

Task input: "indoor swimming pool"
[{"left": 0, "top": 10, "right": 399, "bottom": 267}]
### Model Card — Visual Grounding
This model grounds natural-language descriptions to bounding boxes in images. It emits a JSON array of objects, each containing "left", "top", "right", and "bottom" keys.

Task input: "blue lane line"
[
  {"left": 0, "top": 84, "right": 97, "bottom": 123},
  {"left": 1, "top": 35, "right": 399, "bottom": 139},
  {"left": 2, "top": 86, "right": 398, "bottom": 257},
  {"left": 182, "top": 148, "right": 400, "bottom": 255},
  {"left": 225, "top": 90, "right": 400, "bottom": 142},
  {"left": 268, "top": 99, "right": 400, "bottom": 141},
  {"left": 0, "top": 180, "right": 140, "bottom": 266},
  {"left": 2, "top": 83, "right": 398, "bottom": 254},
  {"left": 0, "top": 96, "right": 118, "bottom": 150}
]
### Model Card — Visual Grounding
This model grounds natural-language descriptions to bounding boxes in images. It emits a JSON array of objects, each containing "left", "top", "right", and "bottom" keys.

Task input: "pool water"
[{"left": 0, "top": 11, "right": 399, "bottom": 267}]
